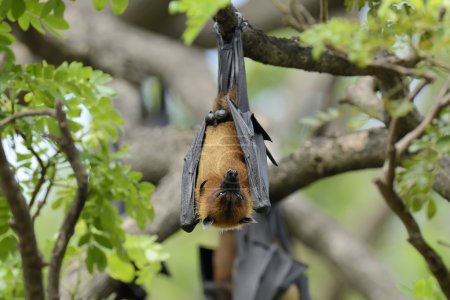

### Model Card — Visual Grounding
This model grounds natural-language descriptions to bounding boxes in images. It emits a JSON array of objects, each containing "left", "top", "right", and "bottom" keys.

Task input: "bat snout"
[
  {"left": 227, "top": 169, "right": 238, "bottom": 178},
  {"left": 220, "top": 169, "right": 240, "bottom": 189}
]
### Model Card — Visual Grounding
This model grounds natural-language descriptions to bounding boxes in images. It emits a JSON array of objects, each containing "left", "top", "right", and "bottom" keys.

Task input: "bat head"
[{"left": 198, "top": 169, "right": 254, "bottom": 230}]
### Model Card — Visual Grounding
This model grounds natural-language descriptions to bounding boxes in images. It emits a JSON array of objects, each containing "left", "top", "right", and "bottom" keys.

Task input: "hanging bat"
[{"left": 180, "top": 14, "right": 276, "bottom": 233}]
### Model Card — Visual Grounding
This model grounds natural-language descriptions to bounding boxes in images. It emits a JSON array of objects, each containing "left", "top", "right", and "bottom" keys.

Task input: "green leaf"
[
  {"left": 111, "top": 0, "right": 128, "bottom": 15},
  {"left": 41, "top": 0, "right": 55, "bottom": 18},
  {"left": 92, "top": 0, "right": 109, "bottom": 11},
  {"left": 106, "top": 254, "right": 135, "bottom": 282},
  {"left": 30, "top": 18, "right": 45, "bottom": 34},
  {"left": 426, "top": 199, "right": 437, "bottom": 219},
  {"left": 0, "top": 235, "right": 17, "bottom": 261},
  {"left": 93, "top": 233, "right": 113, "bottom": 249},
  {"left": 18, "top": 14, "right": 30, "bottom": 31},
  {"left": 169, "top": 0, "right": 230, "bottom": 45},
  {"left": 436, "top": 135, "right": 450, "bottom": 153},
  {"left": 11, "top": 0, "right": 25, "bottom": 20},
  {"left": 86, "top": 246, "right": 107, "bottom": 272},
  {"left": 78, "top": 232, "right": 91, "bottom": 246},
  {"left": 43, "top": 15, "right": 69, "bottom": 30}
]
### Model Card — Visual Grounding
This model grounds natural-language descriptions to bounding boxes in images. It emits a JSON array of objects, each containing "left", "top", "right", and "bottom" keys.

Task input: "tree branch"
[
  {"left": 0, "top": 141, "right": 44, "bottom": 299},
  {"left": 320, "top": 0, "right": 328, "bottom": 22},
  {"left": 47, "top": 101, "right": 89, "bottom": 300},
  {"left": 215, "top": 6, "right": 418, "bottom": 78},
  {"left": 280, "top": 195, "right": 409, "bottom": 300},
  {"left": 0, "top": 109, "right": 55, "bottom": 129},
  {"left": 269, "top": 128, "right": 388, "bottom": 201},
  {"left": 375, "top": 88, "right": 450, "bottom": 297},
  {"left": 396, "top": 83, "right": 450, "bottom": 159},
  {"left": 375, "top": 179, "right": 450, "bottom": 297}
]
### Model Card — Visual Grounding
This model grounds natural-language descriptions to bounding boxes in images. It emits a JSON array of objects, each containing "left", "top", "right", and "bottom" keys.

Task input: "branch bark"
[
  {"left": 0, "top": 141, "right": 44, "bottom": 300},
  {"left": 47, "top": 101, "right": 89, "bottom": 300},
  {"left": 214, "top": 6, "right": 416, "bottom": 78}
]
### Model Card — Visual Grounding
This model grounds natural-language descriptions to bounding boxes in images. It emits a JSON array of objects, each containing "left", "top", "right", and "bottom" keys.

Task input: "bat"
[{"left": 180, "top": 14, "right": 276, "bottom": 233}]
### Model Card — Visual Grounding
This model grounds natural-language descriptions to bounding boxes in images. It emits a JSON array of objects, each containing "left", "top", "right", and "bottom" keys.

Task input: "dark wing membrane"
[
  {"left": 251, "top": 114, "right": 277, "bottom": 166},
  {"left": 180, "top": 121, "right": 207, "bottom": 232},
  {"left": 227, "top": 98, "right": 270, "bottom": 214}
]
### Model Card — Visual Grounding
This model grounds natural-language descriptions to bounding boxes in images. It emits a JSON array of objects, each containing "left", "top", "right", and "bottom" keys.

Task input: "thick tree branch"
[
  {"left": 280, "top": 195, "right": 409, "bottom": 300},
  {"left": 0, "top": 141, "right": 44, "bottom": 299},
  {"left": 269, "top": 128, "right": 388, "bottom": 201},
  {"left": 215, "top": 6, "right": 417, "bottom": 78},
  {"left": 47, "top": 101, "right": 89, "bottom": 300}
]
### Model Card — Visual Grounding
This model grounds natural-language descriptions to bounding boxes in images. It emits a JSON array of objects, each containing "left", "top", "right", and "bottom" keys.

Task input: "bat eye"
[
  {"left": 202, "top": 217, "right": 214, "bottom": 229},
  {"left": 235, "top": 192, "right": 243, "bottom": 200},
  {"left": 239, "top": 217, "right": 257, "bottom": 224},
  {"left": 218, "top": 191, "right": 226, "bottom": 198}
]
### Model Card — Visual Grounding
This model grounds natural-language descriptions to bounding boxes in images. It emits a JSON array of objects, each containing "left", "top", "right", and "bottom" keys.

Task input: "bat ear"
[
  {"left": 202, "top": 217, "right": 214, "bottom": 229},
  {"left": 239, "top": 217, "right": 257, "bottom": 224}
]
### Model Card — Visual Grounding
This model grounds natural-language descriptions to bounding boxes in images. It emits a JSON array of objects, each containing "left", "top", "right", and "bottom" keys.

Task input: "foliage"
[
  {"left": 301, "top": 0, "right": 450, "bottom": 66},
  {"left": 92, "top": 0, "right": 129, "bottom": 15},
  {"left": 0, "top": 0, "right": 166, "bottom": 298},
  {"left": 403, "top": 276, "right": 446, "bottom": 300},
  {"left": 397, "top": 106, "right": 450, "bottom": 218},
  {"left": 169, "top": 0, "right": 230, "bottom": 45}
]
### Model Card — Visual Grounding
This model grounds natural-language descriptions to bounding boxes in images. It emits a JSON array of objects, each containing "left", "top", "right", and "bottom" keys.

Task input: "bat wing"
[
  {"left": 227, "top": 98, "right": 270, "bottom": 213},
  {"left": 180, "top": 121, "right": 206, "bottom": 232}
]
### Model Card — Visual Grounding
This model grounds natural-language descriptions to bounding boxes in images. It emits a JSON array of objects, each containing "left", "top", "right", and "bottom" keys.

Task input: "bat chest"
[
  {"left": 195, "top": 121, "right": 253, "bottom": 229},
  {"left": 197, "top": 121, "right": 247, "bottom": 184}
]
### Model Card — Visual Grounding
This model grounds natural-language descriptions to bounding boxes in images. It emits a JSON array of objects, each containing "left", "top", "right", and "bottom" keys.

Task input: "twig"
[
  {"left": 29, "top": 165, "right": 48, "bottom": 210},
  {"left": 339, "top": 76, "right": 386, "bottom": 122},
  {"left": 0, "top": 141, "right": 45, "bottom": 299},
  {"left": 369, "top": 61, "right": 435, "bottom": 82},
  {"left": 320, "top": 0, "right": 328, "bottom": 22},
  {"left": 32, "top": 166, "right": 56, "bottom": 223},
  {"left": 396, "top": 82, "right": 450, "bottom": 158},
  {"left": 438, "top": 241, "right": 450, "bottom": 249},
  {"left": 47, "top": 101, "right": 89, "bottom": 300},
  {"left": 272, "top": 0, "right": 315, "bottom": 32},
  {"left": 375, "top": 179, "right": 450, "bottom": 297},
  {"left": 290, "top": 0, "right": 315, "bottom": 25},
  {"left": 375, "top": 82, "right": 450, "bottom": 297},
  {"left": 407, "top": 79, "right": 430, "bottom": 102},
  {"left": 0, "top": 109, "right": 55, "bottom": 129}
]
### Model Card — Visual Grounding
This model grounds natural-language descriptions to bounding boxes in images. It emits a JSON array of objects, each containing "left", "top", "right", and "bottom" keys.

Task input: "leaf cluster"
[
  {"left": 169, "top": 0, "right": 231, "bottom": 45},
  {"left": 0, "top": 1, "right": 167, "bottom": 297},
  {"left": 301, "top": 0, "right": 450, "bottom": 66},
  {"left": 397, "top": 106, "right": 450, "bottom": 219}
]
